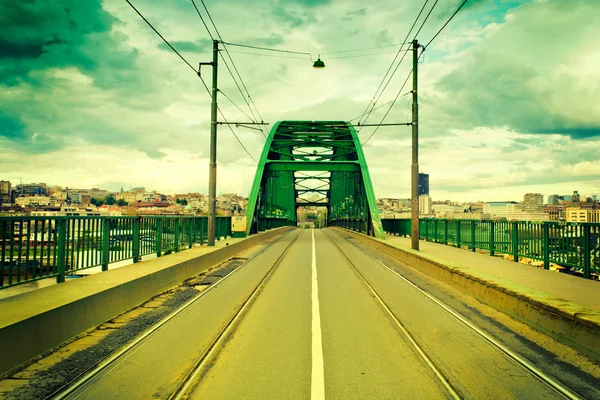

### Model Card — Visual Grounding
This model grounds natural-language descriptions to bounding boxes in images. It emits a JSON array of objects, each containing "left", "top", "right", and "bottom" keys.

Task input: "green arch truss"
[{"left": 245, "top": 121, "right": 384, "bottom": 238}]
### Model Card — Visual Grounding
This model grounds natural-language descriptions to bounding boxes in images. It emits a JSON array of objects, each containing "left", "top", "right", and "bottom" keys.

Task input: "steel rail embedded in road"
[
  {"left": 333, "top": 230, "right": 582, "bottom": 400},
  {"left": 49, "top": 230, "right": 299, "bottom": 400},
  {"left": 323, "top": 230, "right": 462, "bottom": 400},
  {"left": 170, "top": 229, "right": 302, "bottom": 400}
]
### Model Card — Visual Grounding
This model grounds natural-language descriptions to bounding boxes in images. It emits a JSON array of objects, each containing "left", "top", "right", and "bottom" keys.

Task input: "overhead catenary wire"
[
  {"left": 321, "top": 42, "right": 411, "bottom": 55},
  {"left": 125, "top": 0, "right": 259, "bottom": 162},
  {"left": 196, "top": 75, "right": 259, "bottom": 163},
  {"left": 361, "top": 0, "right": 469, "bottom": 146},
  {"left": 125, "top": 0, "right": 197, "bottom": 74},
  {"left": 190, "top": 0, "right": 265, "bottom": 136},
  {"left": 425, "top": 0, "right": 469, "bottom": 49},
  {"left": 197, "top": 0, "right": 268, "bottom": 138},
  {"left": 361, "top": 69, "right": 413, "bottom": 147},
  {"left": 360, "top": 0, "right": 439, "bottom": 131},
  {"left": 356, "top": 0, "right": 431, "bottom": 129},
  {"left": 348, "top": 99, "right": 396, "bottom": 123}
]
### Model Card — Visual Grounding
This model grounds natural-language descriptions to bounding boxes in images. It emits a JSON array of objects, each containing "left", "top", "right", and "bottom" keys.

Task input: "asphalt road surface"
[{"left": 67, "top": 229, "right": 570, "bottom": 399}]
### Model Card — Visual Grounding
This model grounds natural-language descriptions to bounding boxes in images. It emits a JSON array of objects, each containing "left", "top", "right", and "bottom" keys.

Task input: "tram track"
[
  {"left": 49, "top": 229, "right": 301, "bottom": 400},
  {"left": 169, "top": 230, "right": 301, "bottom": 400},
  {"left": 323, "top": 229, "right": 581, "bottom": 400}
]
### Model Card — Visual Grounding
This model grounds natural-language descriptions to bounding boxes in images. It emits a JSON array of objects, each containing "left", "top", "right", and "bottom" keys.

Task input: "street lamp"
[{"left": 313, "top": 55, "right": 325, "bottom": 68}]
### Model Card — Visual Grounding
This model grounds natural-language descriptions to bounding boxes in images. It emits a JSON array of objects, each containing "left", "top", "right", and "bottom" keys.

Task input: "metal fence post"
[
  {"left": 444, "top": 220, "right": 448, "bottom": 245},
  {"left": 132, "top": 216, "right": 140, "bottom": 263},
  {"left": 456, "top": 220, "right": 461, "bottom": 248},
  {"left": 490, "top": 221, "right": 495, "bottom": 256},
  {"left": 583, "top": 224, "right": 591, "bottom": 279},
  {"left": 56, "top": 219, "right": 67, "bottom": 283},
  {"left": 189, "top": 218, "right": 194, "bottom": 249},
  {"left": 174, "top": 218, "right": 180, "bottom": 252},
  {"left": 471, "top": 220, "right": 476, "bottom": 252},
  {"left": 101, "top": 218, "right": 110, "bottom": 271},
  {"left": 543, "top": 223, "right": 550, "bottom": 270},
  {"left": 156, "top": 219, "right": 163, "bottom": 257},
  {"left": 512, "top": 221, "right": 519, "bottom": 263}
]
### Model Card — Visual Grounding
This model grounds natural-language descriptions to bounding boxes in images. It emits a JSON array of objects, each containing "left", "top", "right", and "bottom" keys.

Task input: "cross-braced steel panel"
[{"left": 245, "top": 121, "right": 384, "bottom": 238}]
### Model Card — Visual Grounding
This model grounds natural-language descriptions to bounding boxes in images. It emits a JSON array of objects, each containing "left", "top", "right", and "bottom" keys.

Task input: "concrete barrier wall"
[
  {"left": 334, "top": 228, "right": 600, "bottom": 362},
  {"left": 0, "top": 227, "right": 294, "bottom": 376}
]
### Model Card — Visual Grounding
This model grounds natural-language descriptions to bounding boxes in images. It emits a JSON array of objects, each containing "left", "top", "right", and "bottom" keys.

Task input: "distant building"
[
  {"left": 418, "top": 194, "right": 432, "bottom": 215},
  {"left": 418, "top": 173, "right": 429, "bottom": 196},
  {"left": 572, "top": 190, "right": 581, "bottom": 203},
  {"left": 70, "top": 192, "right": 92, "bottom": 205},
  {"left": 523, "top": 193, "right": 543, "bottom": 212},
  {"left": 544, "top": 204, "right": 566, "bottom": 221},
  {"left": 483, "top": 201, "right": 518, "bottom": 219},
  {"left": 547, "top": 194, "right": 561, "bottom": 205},
  {"left": 0, "top": 180, "right": 11, "bottom": 205},
  {"left": 15, "top": 195, "right": 51, "bottom": 208},
  {"left": 566, "top": 207, "right": 600, "bottom": 223},
  {"left": 16, "top": 183, "right": 48, "bottom": 196}
]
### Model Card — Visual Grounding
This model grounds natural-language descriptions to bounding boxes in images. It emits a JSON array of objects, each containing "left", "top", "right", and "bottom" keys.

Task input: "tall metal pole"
[
  {"left": 207, "top": 40, "right": 219, "bottom": 246},
  {"left": 411, "top": 39, "right": 420, "bottom": 251}
]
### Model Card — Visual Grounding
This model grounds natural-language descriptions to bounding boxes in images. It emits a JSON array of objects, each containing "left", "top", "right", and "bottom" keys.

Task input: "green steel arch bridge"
[{"left": 245, "top": 120, "right": 384, "bottom": 238}]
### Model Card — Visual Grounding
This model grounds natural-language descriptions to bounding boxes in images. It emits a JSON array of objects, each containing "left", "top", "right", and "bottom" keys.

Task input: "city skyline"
[
  {"left": 1, "top": 1, "right": 599, "bottom": 202},
  {"left": 2, "top": 177, "right": 598, "bottom": 206}
]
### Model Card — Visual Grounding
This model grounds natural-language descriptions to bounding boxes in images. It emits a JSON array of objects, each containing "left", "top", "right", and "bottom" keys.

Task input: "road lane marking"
[{"left": 311, "top": 229, "right": 325, "bottom": 400}]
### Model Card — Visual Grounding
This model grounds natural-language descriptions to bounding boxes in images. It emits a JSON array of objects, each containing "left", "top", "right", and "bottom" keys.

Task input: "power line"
[
  {"left": 189, "top": 0, "right": 214, "bottom": 40},
  {"left": 196, "top": 75, "right": 259, "bottom": 163},
  {"left": 348, "top": 99, "right": 396, "bottom": 123},
  {"left": 414, "top": 0, "right": 440, "bottom": 38},
  {"left": 226, "top": 49, "right": 308, "bottom": 60},
  {"left": 327, "top": 49, "right": 410, "bottom": 60},
  {"left": 424, "top": 0, "right": 469, "bottom": 48},
  {"left": 361, "top": 70, "right": 413, "bottom": 147},
  {"left": 362, "top": 0, "right": 439, "bottom": 126},
  {"left": 221, "top": 41, "right": 312, "bottom": 58},
  {"left": 357, "top": 0, "right": 430, "bottom": 128},
  {"left": 125, "top": 0, "right": 197, "bottom": 73},
  {"left": 219, "top": 89, "right": 257, "bottom": 122},
  {"left": 321, "top": 42, "right": 411, "bottom": 55},
  {"left": 197, "top": 0, "right": 268, "bottom": 138},
  {"left": 359, "top": 0, "right": 440, "bottom": 144},
  {"left": 361, "top": 0, "right": 469, "bottom": 146},
  {"left": 126, "top": 0, "right": 258, "bottom": 162}
]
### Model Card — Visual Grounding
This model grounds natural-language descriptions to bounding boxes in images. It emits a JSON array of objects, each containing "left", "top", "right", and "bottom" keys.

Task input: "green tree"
[
  {"left": 90, "top": 198, "right": 103, "bottom": 206},
  {"left": 176, "top": 198, "right": 188, "bottom": 206},
  {"left": 104, "top": 195, "right": 116, "bottom": 205},
  {"left": 117, "top": 199, "right": 128, "bottom": 207}
]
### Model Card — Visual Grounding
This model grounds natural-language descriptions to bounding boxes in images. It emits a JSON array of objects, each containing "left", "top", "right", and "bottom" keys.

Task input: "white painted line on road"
[{"left": 311, "top": 229, "right": 326, "bottom": 400}]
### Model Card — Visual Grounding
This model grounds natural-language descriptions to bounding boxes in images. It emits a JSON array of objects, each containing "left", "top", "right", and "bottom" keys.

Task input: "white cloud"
[{"left": 1, "top": 0, "right": 598, "bottom": 203}]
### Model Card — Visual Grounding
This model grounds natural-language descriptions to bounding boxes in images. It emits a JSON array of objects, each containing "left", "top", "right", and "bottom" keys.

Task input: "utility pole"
[
  {"left": 207, "top": 40, "right": 219, "bottom": 246},
  {"left": 411, "top": 39, "right": 420, "bottom": 251}
]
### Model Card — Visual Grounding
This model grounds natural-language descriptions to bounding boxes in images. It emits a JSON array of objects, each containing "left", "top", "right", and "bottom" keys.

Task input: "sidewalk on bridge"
[{"left": 383, "top": 235, "right": 600, "bottom": 313}]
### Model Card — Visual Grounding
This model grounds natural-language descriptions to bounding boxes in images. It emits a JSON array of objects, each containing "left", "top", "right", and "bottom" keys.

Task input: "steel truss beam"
[{"left": 245, "top": 121, "right": 384, "bottom": 238}]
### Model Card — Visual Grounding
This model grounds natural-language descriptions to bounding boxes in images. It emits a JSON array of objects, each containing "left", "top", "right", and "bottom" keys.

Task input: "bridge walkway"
[{"left": 382, "top": 234, "right": 599, "bottom": 313}]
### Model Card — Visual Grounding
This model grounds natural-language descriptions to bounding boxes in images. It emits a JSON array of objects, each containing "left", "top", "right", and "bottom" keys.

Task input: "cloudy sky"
[{"left": 1, "top": 0, "right": 598, "bottom": 202}]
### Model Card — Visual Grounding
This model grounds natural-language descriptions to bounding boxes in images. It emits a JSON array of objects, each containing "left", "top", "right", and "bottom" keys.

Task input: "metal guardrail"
[
  {"left": 257, "top": 217, "right": 296, "bottom": 231},
  {"left": 380, "top": 218, "right": 600, "bottom": 280},
  {"left": 327, "top": 218, "right": 369, "bottom": 233},
  {"left": 0, "top": 216, "right": 232, "bottom": 289}
]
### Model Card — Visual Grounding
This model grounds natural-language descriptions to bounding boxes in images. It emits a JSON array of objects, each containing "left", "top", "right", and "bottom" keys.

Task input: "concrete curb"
[
  {"left": 0, "top": 227, "right": 294, "bottom": 376},
  {"left": 334, "top": 228, "right": 600, "bottom": 362}
]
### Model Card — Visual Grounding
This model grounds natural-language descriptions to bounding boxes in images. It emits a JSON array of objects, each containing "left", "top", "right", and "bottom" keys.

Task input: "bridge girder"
[{"left": 245, "top": 121, "right": 384, "bottom": 238}]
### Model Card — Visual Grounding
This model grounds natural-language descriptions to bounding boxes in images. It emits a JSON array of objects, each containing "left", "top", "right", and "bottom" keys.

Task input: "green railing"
[
  {"left": 380, "top": 218, "right": 600, "bottom": 280},
  {"left": 257, "top": 217, "right": 296, "bottom": 231},
  {"left": 0, "top": 216, "right": 232, "bottom": 289},
  {"left": 328, "top": 218, "right": 370, "bottom": 233}
]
